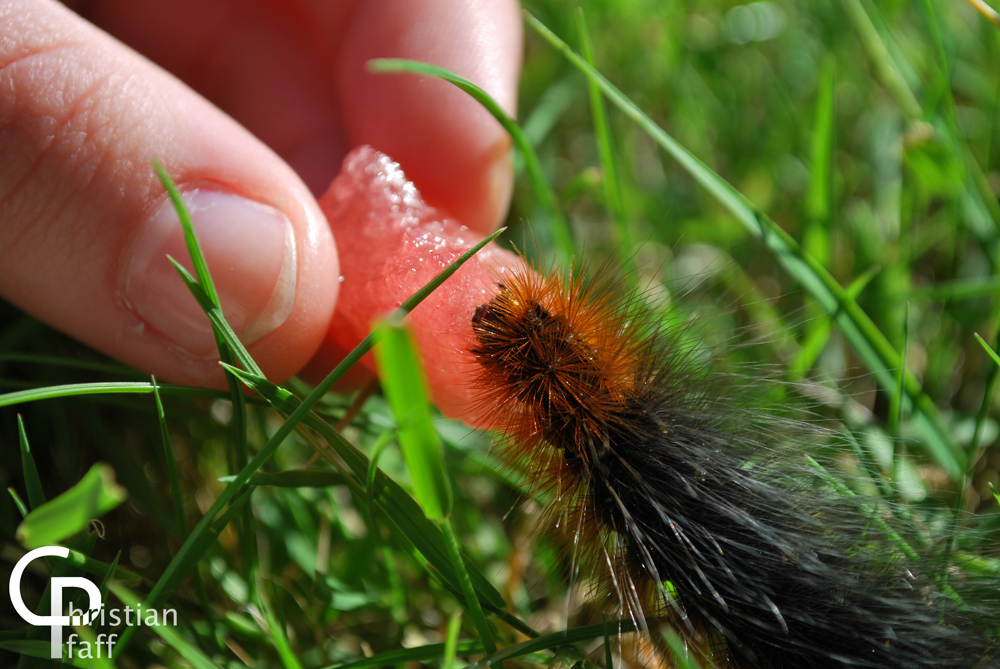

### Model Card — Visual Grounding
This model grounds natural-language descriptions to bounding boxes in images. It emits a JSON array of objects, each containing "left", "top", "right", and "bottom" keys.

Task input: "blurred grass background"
[{"left": 3, "top": 1, "right": 1000, "bottom": 667}]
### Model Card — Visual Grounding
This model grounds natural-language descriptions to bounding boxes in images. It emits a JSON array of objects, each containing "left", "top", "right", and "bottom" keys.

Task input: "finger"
[
  {"left": 336, "top": 0, "right": 523, "bottom": 235},
  {"left": 0, "top": 0, "right": 338, "bottom": 387}
]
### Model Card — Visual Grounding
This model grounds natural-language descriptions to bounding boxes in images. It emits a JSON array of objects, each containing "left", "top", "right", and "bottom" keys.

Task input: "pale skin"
[{"left": 0, "top": 0, "right": 522, "bottom": 390}]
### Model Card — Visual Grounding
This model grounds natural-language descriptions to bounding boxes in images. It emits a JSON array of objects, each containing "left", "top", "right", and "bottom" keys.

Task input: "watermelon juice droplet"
[{"left": 317, "top": 145, "right": 521, "bottom": 423}]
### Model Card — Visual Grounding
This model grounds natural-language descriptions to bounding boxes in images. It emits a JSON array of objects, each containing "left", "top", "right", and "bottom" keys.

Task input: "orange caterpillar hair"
[{"left": 468, "top": 261, "right": 1000, "bottom": 668}]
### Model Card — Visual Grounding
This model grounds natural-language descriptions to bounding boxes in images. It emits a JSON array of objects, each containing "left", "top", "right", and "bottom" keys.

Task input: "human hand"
[{"left": 0, "top": 0, "right": 522, "bottom": 386}]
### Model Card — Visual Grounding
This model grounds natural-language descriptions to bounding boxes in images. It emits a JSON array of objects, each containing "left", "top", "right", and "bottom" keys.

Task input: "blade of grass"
[
  {"left": 804, "top": 454, "right": 918, "bottom": 561},
  {"left": 965, "top": 0, "right": 1000, "bottom": 27},
  {"left": 806, "top": 55, "right": 835, "bottom": 247},
  {"left": 840, "top": 0, "right": 922, "bottom": 121},
  {"left": 976, "top": 332, "right": 1000, "bottom": 367},
  {"left": 221, "top": 611, "right": 267, "bottom": 642},
  {"left": 0, "top": 641, "right": 92, "bottom": 668},
  {"left": 109, "top": 582, "right": 223, "bottom": 669},
  {"left": 361, "top": 427, "right": 408, "bottom": 627},
  {"left": 167, "top": 261, "right": 258, "bottom": 581},
  {"left": 155, "top": 164, "right": 259, "bottom": 599},
  {"left": 0, "top": 382, "right": 231, "bottom": 407},
  {"left": 957, "top": 332, "right": 1000, "bottom": 516},
  {"left": 114, "top": 226, "right": 506, "bottom": 655},
  {"left": 8, "top": 488, "right": 27, "bottom": 517},
  {"left": 374, "top": 322, "right": 452, "bottom": 521},
  {"left": 256, "top": 581, "right": 304, "bottom": 669},
  {"left": 17, "top": 415, "right": 45, "bottom": 510},
  {"left": 5, "top": 544, "right": 143, "bottom": 592},
  {"left": 968, "top": 256, "right": 1000, "bottom": 464},
  {"left": 888, "top": 301, "right": 910, "bottom": 435},
  {"left": 464, "top": 620, "right": 639, "bottom": 669},
  {"left": 152, "top": 160, "right": 220, "bottom": 305},
  {"left": 439, "top": 519, "right": 498, "bottom": 663},
  {"left": 165, "top": 258, "right": 262, "bottom": 376},
  {"left": 576, "top": 8, "right": 635, "bottom": 283},
  {"left": 0, "top": 353, "right": 142, "bottom": 376},
  {"left": 790, "top": 265, "right": 880, "bottom": 379},
  {"left": 910, "top": 276, "right": 1000, "bottom": 302},
  {"left": 365, "top": 428, "right": 396, "bottom": 526},
  {"left": 890, "top": 302, "right": 912, "bottom": 491},
  {"left": 152, "top": 378, "right": 188, "bottom": 536},
  {"left": 520, "top": 76, "right": 579, "bottom": 166},
  {"left": 368, "top": 59, "right": 574, "bottom": 264},
  {"left": 840, "top": 428, "right": 904, "bottom": 514},
  {"left": 524, "top": 12, "right": 964, "bottom": 481},
  {"left": 843, "top": 427, "right": 927, "bottom": 536},
  {"left": 380, "top": 543, "right": 408, "bottom": 625},
  {"left": 152, "top": 377, "right": 219, "bottom": 650},
  {"left": 55, "top": 548, "right": 142, "bottom": 586},
  {"left": 219, "top": 470, "right": 350, "bottom": 487},
  {"left": 96, "top": 549, "right": 120, "bottom": 600},
  {"left": 222, "top": 366, "right": 509, "bottom": 615},
  {"left": 796, "top": 55, "right": 836, "bottom": 380},
  {"left": 916, "top": 0, "right": 1000, "bottom": 265},
  {"left": 443, "top": 609, "right": 462, "bottom": 669},
  {"left": 602, "top": 613, "right": 614, "bottom": 669},
  {"left": 183, "top": 486, "right": 256, "bottom": 578},
  {"left": 324, "top": 640, "right": 484, "bottom": 669},
  {"left": 663, "top": 627, "right": 704, "bottom": 669}
]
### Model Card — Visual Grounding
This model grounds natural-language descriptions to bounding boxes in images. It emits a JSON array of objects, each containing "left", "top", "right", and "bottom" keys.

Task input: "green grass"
[{"left": 4, "top": 2, "right": 1000, "bottom": 667}]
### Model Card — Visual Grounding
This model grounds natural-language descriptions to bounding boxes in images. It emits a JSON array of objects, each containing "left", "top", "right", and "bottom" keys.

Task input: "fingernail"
[{"left": 121, "top": 188, "right": 297, "bottom": 358}]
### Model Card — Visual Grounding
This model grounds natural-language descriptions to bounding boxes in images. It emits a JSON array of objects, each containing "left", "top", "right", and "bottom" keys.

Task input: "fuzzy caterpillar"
[
  {"left": 319, "top": 146, "right": 1000, "bottom": 668},
  {"left": 469, "top": 264, "right": 1000, "bottom": 668}
]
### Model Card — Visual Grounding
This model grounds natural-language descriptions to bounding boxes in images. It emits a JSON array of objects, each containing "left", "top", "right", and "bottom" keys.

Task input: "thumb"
[{"left": 0, "top": 0, "right": 338, "bottom": 387}]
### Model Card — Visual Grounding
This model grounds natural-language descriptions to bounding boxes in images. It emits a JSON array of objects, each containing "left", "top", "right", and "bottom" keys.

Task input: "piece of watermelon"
[{"left": 315, "top": 145, "right": 521, "bottom": 423}]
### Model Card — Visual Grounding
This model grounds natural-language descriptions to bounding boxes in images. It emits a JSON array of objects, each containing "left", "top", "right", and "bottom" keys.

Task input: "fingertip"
[{"left": 337, "top": 0, "right": 522, "bottom": 234}]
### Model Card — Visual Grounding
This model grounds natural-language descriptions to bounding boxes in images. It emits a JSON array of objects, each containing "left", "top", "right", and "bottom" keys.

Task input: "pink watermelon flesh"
[{"left": 318, "top": 145, "right": 522, "bottom": 425}]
